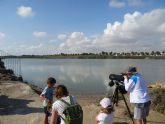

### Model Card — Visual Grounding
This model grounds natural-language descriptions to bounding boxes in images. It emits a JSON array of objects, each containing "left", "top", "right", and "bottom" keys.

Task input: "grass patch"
[{"left": 150, "top": 88, "right": 165, "bottom": 115}]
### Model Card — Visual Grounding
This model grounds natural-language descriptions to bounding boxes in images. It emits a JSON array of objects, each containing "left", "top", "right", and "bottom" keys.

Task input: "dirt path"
[
  {"left": 0, "top": 81, "right": 43, "bottom": 124},
  {"left": 79, "top": 95, "right": 165, "bottom": 124}
]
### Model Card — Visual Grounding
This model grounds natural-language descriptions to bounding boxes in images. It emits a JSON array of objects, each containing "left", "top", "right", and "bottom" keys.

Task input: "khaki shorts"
[
  {"left": 44, "top": 107, "right": 51, "bottom": 116},
  {"left": 134, "top": 101, "right": 151, "bottom": 119}
]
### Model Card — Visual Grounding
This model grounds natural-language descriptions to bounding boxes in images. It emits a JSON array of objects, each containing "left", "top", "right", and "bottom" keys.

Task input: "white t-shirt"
[
  {"left": 52, "top": 96, "right": 77, "bottom": 124},
  {"left": 96, "top": 112, "right": 114, "bottom": 124}
]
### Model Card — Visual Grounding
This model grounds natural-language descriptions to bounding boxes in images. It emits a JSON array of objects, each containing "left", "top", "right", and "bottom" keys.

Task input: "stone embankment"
[{"left": 0, "top": 58, "right": 22, "bottom": 81}]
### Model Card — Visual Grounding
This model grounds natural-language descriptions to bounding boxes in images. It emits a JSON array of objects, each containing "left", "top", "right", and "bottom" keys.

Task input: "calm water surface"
[{"left": 21, "top": 59, "right": 165, "bottom": 95}]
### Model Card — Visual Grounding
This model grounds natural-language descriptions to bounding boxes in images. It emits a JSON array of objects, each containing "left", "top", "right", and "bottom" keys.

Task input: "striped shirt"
[{"left": 52, "top": 96, "right": 77, "bottom": 124}]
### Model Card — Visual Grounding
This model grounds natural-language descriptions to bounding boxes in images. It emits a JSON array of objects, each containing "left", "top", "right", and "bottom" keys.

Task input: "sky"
[{"left": 0, "top": 0, "right": 165, "bottom": 55}]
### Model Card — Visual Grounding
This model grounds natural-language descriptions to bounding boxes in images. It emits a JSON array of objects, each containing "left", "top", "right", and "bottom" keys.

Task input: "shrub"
[{"left": 150, "top": 88, "right": 165, "bottom": 115}]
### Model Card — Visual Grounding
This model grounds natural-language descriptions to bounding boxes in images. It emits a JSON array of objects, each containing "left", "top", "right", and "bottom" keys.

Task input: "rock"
[
  {"left": 17, "top": 76, "right": 23, "bottom": 81},
  {"left": 0, "top": 59, "right": 22, "bottom": 81},
  {"left": 0, "top": 69, "right": 14, "bottom": 74},
  {"left": 0, "top": 60, "right": 5, "bottom": 68}
]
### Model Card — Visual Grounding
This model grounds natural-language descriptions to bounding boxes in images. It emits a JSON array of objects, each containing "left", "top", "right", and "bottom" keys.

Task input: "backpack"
[{"left": 59, "top": 96, "right": 83, "bottom": 124}]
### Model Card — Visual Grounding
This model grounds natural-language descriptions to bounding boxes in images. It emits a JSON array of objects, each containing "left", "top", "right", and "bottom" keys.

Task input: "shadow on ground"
[{"left": 0, "top": 95, "right": 43, "bottom": 115}]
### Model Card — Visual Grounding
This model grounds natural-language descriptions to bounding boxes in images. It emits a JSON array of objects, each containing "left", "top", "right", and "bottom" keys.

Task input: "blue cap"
[{"left": 127, "top": 67, "right": 137, "bottom": 73}]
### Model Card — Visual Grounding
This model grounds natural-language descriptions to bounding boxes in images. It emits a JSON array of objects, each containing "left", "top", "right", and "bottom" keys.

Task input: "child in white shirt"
[{"left": 96, "top": 97, "right": 114, "bottom": 124}]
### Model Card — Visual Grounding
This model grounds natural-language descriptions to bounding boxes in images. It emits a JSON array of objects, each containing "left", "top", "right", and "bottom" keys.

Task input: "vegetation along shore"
[{"left": 4, "top": 51, "right": 165, "bottom": 59}]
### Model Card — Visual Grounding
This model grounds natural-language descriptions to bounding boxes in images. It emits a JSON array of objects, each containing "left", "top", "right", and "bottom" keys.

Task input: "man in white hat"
[
  {"left": 124, "top": 67, "right": 151, "bottom": 124},
  {"left": 96, "top": 97, "right": 114, "bottom": 124}
]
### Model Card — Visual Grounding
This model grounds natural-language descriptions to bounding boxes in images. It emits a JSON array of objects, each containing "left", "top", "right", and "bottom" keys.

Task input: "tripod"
[{"left": 111, "top": 84, "right": 135, "bottom": 124}]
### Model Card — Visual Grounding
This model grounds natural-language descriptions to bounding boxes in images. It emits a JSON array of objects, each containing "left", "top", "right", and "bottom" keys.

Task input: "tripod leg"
[
  {"left": 116, "top": 89, "right": 119, "bottom": 106},
  {"left": 121, "top": 93, "right": 135, "bottom": 124},
  {"left": 112, "top": 87, "right": 118, "bottom": 106}
]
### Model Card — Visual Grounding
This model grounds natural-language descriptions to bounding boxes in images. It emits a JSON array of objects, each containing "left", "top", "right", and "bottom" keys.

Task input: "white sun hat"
[{"left": 100, "top": 97, "right": 112, "bottom": 108}]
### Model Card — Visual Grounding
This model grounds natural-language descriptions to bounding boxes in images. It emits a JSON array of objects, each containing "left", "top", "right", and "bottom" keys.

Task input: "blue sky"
[{"left": 0, "top": 0, "right": 165, "bottom": 55}]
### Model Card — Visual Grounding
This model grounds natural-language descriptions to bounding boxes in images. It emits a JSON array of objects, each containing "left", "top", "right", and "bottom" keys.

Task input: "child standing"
[
  {"left": 40, "top": 77, "right": 56, "bottom": 124},
  {"left": 96, "top": 97, "right": 114, "bottom": 124}
]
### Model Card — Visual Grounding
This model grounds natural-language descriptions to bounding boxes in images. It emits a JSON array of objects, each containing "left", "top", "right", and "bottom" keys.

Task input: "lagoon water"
[{"left": 21, "top": 59, "right": 165, "bottom": 95}]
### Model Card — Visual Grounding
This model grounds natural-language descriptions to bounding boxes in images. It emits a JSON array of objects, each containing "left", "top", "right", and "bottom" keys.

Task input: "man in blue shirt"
[{"left": 124, "top": 67, "right": 151, "bottom": 124}]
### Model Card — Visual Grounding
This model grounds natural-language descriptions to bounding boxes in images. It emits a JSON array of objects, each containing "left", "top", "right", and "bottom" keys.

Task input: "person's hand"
[
  {"left": 123, "top": 75, "right": 128, "bottom": 80},
  {"left": 48, "top": 100, "right": 52, "bottom": 105},
  {"left": 40, "top": 95, "right": 46, "bottom": 100},
  {"left": 95, "top": 114, "right": 100, "bottom": 123}
]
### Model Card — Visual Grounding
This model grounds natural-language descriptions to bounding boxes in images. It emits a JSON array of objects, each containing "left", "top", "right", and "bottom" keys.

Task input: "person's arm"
[
  {"left": 40, "top": 86, "right": 48, "bottom": 100},
  {"left": 40, "top": 95, "right": 46, "bottom": 100},
  {"left": 50, "top": 110, "right": 58, "bottom": 124},
  {"left": 124, "top": 76, "right": 135, "bottom": 92},
  {"left": 96, "top": 113, "right": 104, "bottom": 124},
  {"left": 96, "top": 114, "right": 100, "bottom": 123}
]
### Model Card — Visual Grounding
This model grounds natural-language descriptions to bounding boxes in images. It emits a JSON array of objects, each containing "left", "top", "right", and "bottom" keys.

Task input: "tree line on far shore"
[{"left": 19, "top": 51, "right": 165, "bottom": 59}]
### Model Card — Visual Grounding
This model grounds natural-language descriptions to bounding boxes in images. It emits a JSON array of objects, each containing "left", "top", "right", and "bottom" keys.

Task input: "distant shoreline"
[
  {"left": 17, "top": 55, "right": 165, "bottom": 59},
  {"left": 2, "top": 51, "right": 165, "bottom": 59}
]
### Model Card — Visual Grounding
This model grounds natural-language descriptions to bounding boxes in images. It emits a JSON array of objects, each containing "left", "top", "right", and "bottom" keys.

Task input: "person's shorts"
[
  {"left": 44, "top": 107, "right": 51, "bottom": 116},
  {"left": 43, "top": 107, "right": 61, "bottom": 124},
  {"left": 134, "top": 101, "right": 151, "bottom": 120}
]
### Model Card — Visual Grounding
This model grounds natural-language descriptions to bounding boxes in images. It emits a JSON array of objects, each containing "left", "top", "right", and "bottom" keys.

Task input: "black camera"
[
  {"left": 109, "top": 74, "right": 127, "bottom": 94},
  {"left": 109, "top": 74, "right": 124, "bottom": 86},
  {"left": 109, "top": 74, "right": 124, "bottom": 82}
]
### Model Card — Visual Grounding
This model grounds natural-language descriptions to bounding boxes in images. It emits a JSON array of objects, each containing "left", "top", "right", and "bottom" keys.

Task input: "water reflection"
[{"left": 21, "top": 59, "right": 165, "bottom": 95}]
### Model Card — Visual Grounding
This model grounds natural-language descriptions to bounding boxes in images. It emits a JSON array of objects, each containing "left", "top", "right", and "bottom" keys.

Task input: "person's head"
[
  {"left": 100, "top": 97, "right": 114, "bottom": 114},
  {"left": 55, "top": 85, "right": 69, "bottom": 99},
  {"left": 47, "top": 77, "right": 56, "bottom": 87},
  {"left": 125, "top": 66, "right": 137, "bottom": 77}
]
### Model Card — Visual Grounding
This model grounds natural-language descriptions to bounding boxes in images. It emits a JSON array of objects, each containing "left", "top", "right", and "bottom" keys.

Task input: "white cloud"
[
  {"left": 58, "top": 9, "right": 165, "bottom": 53},
  {"left": 58, "top": 32, "right": 92, "bottom": 53},
  {"left": 33, "top": 31, "right": 47, "bottom": 38},
  {"left": 5, "top": 43, "right": 59, "bottom": 55},
  {"left": 109, "top": 0, "right": 145, "bottom": 8},
  {"left": 109, "top": 0, "right": 126, "bottom": 8},
  {"left": 157, "top": 23, "right": 165, "bottom": 33},
  {"left": 28, "top": 44, "right": 43, "bottom": 49},
  {"left": 17, "top": 6, "right": 34, "bottom": 17},
  {"left": 127, "top": 0, "right": 143, "bottom": 6},
  {"left": 57, "top": 34, "right": 67, "bottom": 41},
  {"left": 0, "top": 32, "right": 5, "bottom": 40}
]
